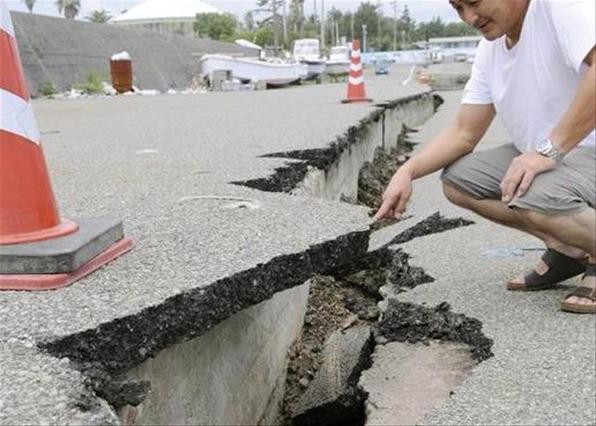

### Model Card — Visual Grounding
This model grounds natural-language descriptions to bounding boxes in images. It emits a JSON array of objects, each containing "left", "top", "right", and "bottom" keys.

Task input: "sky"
[{"left": 6, "top": 0, "right": 460, "bottom": 23}]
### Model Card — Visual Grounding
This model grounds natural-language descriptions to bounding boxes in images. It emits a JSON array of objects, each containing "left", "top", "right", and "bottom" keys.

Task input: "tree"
[
  {"left": 22, "top": 0, "right": 35, "bottom": 13},
  {"left": 444, "top": 21, "right": 479, "bottom": 37},
  {"left": 397, "top": 5, "right": 415, "bottom": 46},
  {"left": 55, "top": 0, "right": 81, "bottom": 19},
  {"left": 193, "top": 13, "right": 237, "bottom": 41},
  {"left": 354, "top": 2, "right": 380, "bottom": 50},
  {"left": 254, "top": 0, "right": 285, "bottom": 47},
  {"left": 288, "top": 0, "right": 304, "bottom": 35},
  {"left": 254, "top": 26, "right": 275, "bottom": 47},
  {"left": 85, "top": 9, "right": 112, "bottom": 24},
  {"left": 415, "top": 16, "right": 446, "bottom": 41},
  {"left": 244, "top": 11, "right": 256, "bottom": 31},
  {"left": 326, "top": 7, "right": 342, "bottom": 47}
]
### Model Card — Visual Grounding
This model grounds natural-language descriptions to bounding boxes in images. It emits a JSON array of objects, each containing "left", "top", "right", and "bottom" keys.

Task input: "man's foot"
[
  {"left": 560, "top": 263, "right": 596, "bottom": 314},
  {"left": 507, "top": 248, "right": 586, "bottom": 291}
]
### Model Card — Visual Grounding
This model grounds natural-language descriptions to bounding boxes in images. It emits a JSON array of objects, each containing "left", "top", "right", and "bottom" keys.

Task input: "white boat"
[
  {"left": 200, "top": 54, "right": 308, "bottom": 87},
  {"left": 325, "top": 46, "right": 350, "bottom": 77},
  {"left": 293, "top": 39, "right": 326, "bottom": 81}
]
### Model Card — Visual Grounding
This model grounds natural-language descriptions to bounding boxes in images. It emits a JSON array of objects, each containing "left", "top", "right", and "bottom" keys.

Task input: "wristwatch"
[{"left": 536, "top": 138, "right": 564, "bottom": 163}]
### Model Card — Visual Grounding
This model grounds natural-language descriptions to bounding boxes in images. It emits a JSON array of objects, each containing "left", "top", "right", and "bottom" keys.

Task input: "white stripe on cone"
[
  {"left": 351, "top": 49, "right": 361, "bottom": 59},
  {"left": 0, "top": 2, "right": 15, "bottom": 37},
  {"left": 350, "top": 63, "right": 362, "bottom": 73},
  {"left": 349, "top": 76, "right": 364, "bottom": 86},
  {"left": 0, "top": 89, "right": 41, "bottom": 144}
]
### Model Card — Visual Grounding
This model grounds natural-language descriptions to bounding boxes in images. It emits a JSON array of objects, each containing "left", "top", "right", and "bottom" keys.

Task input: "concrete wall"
[
  {"left": 294, "top": 94, "right": 435, "bottom": 200},
  {"left": 122, "top": 282, "right": 310, "bottom": 425},
  {"left": 12, "top": 12, "right": 257, "bottom": 95}
]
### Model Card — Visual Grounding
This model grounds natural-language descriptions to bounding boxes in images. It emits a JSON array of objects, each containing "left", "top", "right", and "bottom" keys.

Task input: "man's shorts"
[{"left": 441, "top": 144, "right": 596, "bottom": 216}]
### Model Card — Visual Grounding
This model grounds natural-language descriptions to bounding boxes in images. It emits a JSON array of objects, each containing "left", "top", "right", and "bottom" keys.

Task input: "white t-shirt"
[{"left": 462, "top": 0, "right": 595, "bottom": 152}]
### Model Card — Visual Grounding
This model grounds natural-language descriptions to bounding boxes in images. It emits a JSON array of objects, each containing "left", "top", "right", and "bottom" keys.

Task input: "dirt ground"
[{"left": 278, "top": 273, "right": 379, "bottom": 425}]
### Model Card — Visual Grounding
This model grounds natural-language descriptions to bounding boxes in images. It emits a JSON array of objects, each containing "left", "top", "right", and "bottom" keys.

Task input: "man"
[{"left": 374, "top": 0, "right": 595, "bottom": 314}]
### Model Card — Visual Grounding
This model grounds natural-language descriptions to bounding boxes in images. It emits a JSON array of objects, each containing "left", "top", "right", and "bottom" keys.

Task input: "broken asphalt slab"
[{"left": 0, "top": 72, "right": 431, "bottom": 423}]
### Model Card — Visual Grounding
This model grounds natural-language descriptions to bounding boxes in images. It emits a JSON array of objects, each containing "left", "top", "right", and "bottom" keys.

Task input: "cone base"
[
  {"left": 342, "top": 98, "right": 373, "bottom": 104},
  {"left": 0, "top": 237, "right": 133, "bottom": 291},
  {"left": 0, "top": 219, "right": 79, "bottom": 245}
]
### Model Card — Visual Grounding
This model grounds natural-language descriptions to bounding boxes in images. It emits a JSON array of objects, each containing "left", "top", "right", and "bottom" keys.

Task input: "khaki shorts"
[{"left": 441, "top": 144, "right": 596, "bottom": 216}]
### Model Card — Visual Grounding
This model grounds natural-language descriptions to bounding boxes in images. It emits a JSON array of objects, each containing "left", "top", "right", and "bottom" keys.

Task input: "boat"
[
  {"left": 325, "top": 45, "right": 350, "bottom": 78},
  {"left": 292, "top": 39, "right": 326, "bottom": 81},
  {"left": 200, "top": 54, "right": 308, "bottom": 87}
]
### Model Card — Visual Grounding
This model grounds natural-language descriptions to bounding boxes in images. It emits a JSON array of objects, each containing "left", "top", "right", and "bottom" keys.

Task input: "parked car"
[{"left": 374, "top": 54, "right": 391, "bottom": 75}]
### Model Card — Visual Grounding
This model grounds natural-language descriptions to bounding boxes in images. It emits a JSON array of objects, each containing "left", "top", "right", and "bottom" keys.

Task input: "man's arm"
[
  {"left": 551, "top": 48, "right": 595, "bottom": 154},
  {"left": 373, "top": 103, "right": 495, "bottom": 220},
  {"left": 501, "top": 48, "right": 595, "bottom": 202},
  {"left": 401, "top": 103, "right": 496, "bottom": 179}
]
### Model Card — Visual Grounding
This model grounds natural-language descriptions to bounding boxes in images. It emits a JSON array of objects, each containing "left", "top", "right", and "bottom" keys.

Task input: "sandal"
[
  {"left": 560, "top": 263, "right": 596, "bottom": 314},
  {"left": 507, "top": 248, "right": 586, "bottom": 291}
]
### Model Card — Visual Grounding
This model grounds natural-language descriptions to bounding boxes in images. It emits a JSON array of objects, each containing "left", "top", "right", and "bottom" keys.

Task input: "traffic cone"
[
  {"left": 0, "top": 3, "right": 133, "bottom": 290},
  {"left": 342, "top": 39, "right": 372, "bottom": 104}
]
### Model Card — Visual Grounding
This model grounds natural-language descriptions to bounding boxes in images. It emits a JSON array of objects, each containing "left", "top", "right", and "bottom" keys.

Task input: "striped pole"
[
  {"left": 342, "top": 39, "right": 372, "bottom": 103},
  {"left": 0, "top": 2, "right": 77, "bottom": 244}
]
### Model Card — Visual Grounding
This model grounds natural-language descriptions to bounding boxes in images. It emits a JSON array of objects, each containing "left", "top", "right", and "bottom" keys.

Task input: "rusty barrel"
[{"left": 110, "top": 59, "right": 133, "bottom": 93}]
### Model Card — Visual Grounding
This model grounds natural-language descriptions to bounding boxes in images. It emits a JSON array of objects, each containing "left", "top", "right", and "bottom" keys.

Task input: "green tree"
[
  {"left": 354, "top": 2, "right": 380, "bottom": 50},
  {"left": 255, "top": 0, "right": 285, "bottom": 47},
  {"left": 397, "top": 5, "right": 416, "bottom": 46},
  {"left": 253, "top": 26, "right": 275, "bottom": 47},
  {"left": 193, "top": 13, "right": 237, "bottom": 41},
  {"left": 55, "top": 0, "right": 80, "bottom": 19},
  {"left": 444, "top": 21, "right": 479, "bottom": 37},
  {"left": 22, "top": 0, "right": 36, "bottom": 13},
  {"left": 85, "top": 9, "right": 112, "bottom": 24},
  {"left": 415, "top": 16, "right": 446, "bottom": 41},
  {"left": 244, "top": 11, "right": 256, "bottom": 31}
]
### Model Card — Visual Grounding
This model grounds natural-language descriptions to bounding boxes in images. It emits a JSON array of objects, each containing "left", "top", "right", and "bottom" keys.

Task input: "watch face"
[{"left": 536, "top": 138, "right": 550, "bottom": 153}]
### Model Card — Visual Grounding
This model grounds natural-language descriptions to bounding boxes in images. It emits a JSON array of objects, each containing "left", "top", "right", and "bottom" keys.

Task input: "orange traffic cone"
[
  {"left": 342, "top": 39, "right": 372, "bottom": 104},
  {"left": 0, "top": 3, "right": 133, "bottom": 290}
]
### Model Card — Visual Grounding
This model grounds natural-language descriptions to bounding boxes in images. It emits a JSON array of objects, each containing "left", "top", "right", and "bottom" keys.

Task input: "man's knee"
[{"left": 442, "top": 182, "right": 471, "bottom": 208}]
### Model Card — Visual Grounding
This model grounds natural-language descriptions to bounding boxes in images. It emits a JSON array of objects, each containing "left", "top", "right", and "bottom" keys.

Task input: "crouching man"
[{"left": 374, "top": 0, "right": 595, "bottom": 314}]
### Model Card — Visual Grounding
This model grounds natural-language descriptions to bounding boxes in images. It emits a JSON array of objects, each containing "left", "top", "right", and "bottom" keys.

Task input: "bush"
[
  {"left": 74, "top": 71, "right": 106, "bottom": 95},
  {"left": 83, "top": 71, "right": 104, "bottom": 94},
  {"left": 37, "top": 81, "right": 57, "bottom": 97}
]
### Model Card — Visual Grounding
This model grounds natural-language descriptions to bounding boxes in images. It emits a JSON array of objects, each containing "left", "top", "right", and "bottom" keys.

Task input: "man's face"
[{"left": 449, "top": 0, "right": 521, "bottom": 41}]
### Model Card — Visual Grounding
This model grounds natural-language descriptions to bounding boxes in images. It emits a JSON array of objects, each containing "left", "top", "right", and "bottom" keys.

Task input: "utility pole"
[
  {"left": 377, "top": 0, "right": 382, "bottom": 51},
  {"left": 350, "top": 13, "right": 354, "bottom": 42},
  {"left": 391, "top": 0, "right": 397, "bottom": 51},
  {"left": 362, "top": 24, "right": 367, "bottom": 52},
  {"left": 282, "top": 0, "right": 288, "bottom": 48},
  {"left": 272, "top": 0, "right": 279, "bottom": 48},
  {"left": 320, "top": 0, "right": 325, "bottom": 49}
]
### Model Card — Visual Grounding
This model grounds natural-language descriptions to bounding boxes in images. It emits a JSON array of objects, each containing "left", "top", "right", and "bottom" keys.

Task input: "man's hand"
[
  {"left": 373, "top": 171, "right": 413, "bottom": 221},
  {"left": 500, "top": 152, "right": 556, "bottom": 203}
]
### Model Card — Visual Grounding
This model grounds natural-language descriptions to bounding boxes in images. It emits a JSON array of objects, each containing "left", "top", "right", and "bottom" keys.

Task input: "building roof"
[
  {"left": 112, "top": 0, "right": 220, "bottom": 23},
  {"left": 428, "top": 36, "right": 482, "bottom": 43}
]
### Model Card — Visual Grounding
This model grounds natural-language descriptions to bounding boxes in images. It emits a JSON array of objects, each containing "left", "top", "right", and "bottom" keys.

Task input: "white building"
[
  {"left": 427, "top": 36, "right": 482, "bottom": 50},
  {"left": 416, "top": 36, "right": 482, "bottom": 63},
  {"left": 111, "top": 0, "right": 220, "bottom": 37}
]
